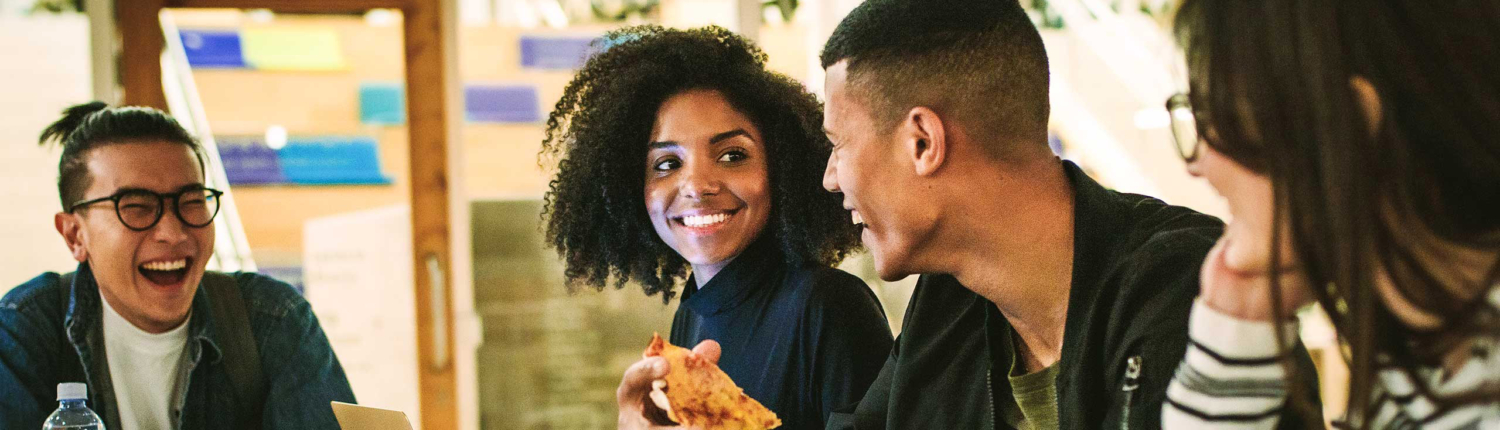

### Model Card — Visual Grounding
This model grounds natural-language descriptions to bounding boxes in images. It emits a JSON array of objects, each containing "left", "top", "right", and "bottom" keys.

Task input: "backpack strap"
[{"left": 202, "top": 272, "right": 265, "bottom": 430}]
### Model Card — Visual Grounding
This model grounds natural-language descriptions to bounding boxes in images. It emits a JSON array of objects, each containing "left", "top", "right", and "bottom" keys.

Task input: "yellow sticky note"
[{"left": 241, "top": 28, "right": 348, "bottom": 71}]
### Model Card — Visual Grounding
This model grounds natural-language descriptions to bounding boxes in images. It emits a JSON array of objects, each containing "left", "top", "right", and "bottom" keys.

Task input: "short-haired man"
[
  {"left": 0, "top": 103, "right": 355, "bottom": 429},
  {"left": 817, "top": 1, "right": 1320, "bottom": 428}
]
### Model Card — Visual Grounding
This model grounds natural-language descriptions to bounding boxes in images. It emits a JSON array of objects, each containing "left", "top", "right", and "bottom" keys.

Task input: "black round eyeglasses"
[{"left": 68, "top": 187, "right": 224, "bottom": 231}]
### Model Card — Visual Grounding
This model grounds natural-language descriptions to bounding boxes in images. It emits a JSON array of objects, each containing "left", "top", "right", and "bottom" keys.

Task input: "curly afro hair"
[{"left": 540, "top": 25, "right": 861, "bottom": 304}]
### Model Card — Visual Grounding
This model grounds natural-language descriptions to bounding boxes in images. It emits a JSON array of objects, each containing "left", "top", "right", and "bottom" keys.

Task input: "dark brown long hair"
[{"left": 1175, "top": 0, "right": 1500, "bottom": 424}]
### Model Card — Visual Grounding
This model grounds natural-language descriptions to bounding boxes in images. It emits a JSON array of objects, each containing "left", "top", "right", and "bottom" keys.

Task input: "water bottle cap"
[{"left": 57, "top": 382, "right": 87, "bottom": 401}]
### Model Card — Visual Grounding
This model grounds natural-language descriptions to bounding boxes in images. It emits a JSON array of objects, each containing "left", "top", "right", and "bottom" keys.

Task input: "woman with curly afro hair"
[{"left": 540, "top": 25, "right": 893, "bottom": 429}]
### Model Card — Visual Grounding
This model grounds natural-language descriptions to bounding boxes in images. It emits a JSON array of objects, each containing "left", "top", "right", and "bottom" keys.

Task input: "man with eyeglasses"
[{"left": 0, "top": 103, "right": 354, "bottom": 430}]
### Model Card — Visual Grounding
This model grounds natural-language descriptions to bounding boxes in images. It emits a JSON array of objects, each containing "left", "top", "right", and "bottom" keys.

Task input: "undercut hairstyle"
[
  {"left": 38, "top": 102, "right": 205, "bottom": 211},
  {"left": 820, "top": 0, "right": 1051, "bottom": 159},
  {"left": 1177, "top": 0, "right": 1500, "bottom": 422},
  {"left": 540, "top": 25, "right": 861, "bottom": 304}
]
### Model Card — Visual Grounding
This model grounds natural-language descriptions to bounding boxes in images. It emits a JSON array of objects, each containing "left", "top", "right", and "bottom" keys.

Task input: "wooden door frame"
[{"left": 116, "top": 1, "right": 461, "bottom": 429}]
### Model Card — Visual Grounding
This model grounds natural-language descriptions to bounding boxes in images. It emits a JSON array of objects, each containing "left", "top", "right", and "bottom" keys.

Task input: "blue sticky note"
[
  {"left": 465, "top": 84, "right": 541, "bottom": 123},
  {"left": 520, "top": 35, "right": 597, "bottom": 70},
  {"left": 215, "top": 136, "right": 287, "bottom": 185},
  {"left": 277, "top": 136, "right": 391, "bottom": 185},
  {"left": 180, "top": 29, "right": 247, "bottom": 68},
  {"left": 360, "top": 83, "right": 406, "bottom": 125}
]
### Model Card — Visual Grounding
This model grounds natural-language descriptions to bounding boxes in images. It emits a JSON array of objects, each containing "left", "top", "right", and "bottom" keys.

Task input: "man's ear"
[
  {"left": 55, "top": 212, "right": 88, "bottom": 263},
  {"left": 901, "top": 106, "right": 948, "bottom": 177},
  {"left": 1350, "top": 76, "right": 1383, "bottom": 137}
]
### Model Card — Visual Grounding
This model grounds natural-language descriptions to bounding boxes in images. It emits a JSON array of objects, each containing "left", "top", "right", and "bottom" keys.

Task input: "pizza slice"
[{"left": 643, "top": 333, "right": 781, "bottom": 430}]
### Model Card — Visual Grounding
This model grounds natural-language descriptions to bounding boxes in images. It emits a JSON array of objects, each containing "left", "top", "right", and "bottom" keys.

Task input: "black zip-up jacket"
[{"left": 827, "top": 161, "right": 1322, "bottom": 429}]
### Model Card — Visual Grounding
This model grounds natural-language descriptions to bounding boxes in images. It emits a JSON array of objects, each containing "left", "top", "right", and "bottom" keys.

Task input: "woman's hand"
[
  {"left": 1198, "top": 238, "right": 1315, "bottom": 321},
  {"left": 617, "top": 340, "right": 722, "bottom": 430}
]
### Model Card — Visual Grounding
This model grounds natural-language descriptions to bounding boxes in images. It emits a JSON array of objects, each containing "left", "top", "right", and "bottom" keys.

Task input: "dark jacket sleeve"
[
  {"left": 1104, "top": 233, "right": 1209, "bottom": 430},
  {"left": 0, "top": 274, "right": 69, "bottom": 430},
  {"left": 1104, "top": 232, "right": 1323, "bottom": 430},
  {"left": 238, "top": 273, "right": 357, "bottom": 430},
  {"left": 824, "top": 342, "right": 896, "bottom": 430},
  {"left": 803, "top": 270, "right": 895, "bottom": 426}
]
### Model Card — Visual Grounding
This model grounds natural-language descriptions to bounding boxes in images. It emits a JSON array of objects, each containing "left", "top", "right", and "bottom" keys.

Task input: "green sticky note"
[{"left": 241, "top": 28, "right": 348, "bottom": 71}]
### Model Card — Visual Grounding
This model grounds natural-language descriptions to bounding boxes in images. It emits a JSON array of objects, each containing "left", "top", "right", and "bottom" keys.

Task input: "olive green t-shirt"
[
  {"left": 1008, "top": 356, "right": 1060, "bottom": 430},
  {"left": 1000, "top": 331, "right": 1060, "bottom": 430}
]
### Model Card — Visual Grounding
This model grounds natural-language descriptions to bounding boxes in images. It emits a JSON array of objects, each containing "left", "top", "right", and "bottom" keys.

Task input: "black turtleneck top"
[{"left": 670, "top": 239, "right": 893, "bottom": 430}]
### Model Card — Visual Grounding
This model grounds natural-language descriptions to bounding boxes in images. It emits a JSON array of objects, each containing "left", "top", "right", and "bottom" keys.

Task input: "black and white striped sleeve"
[{"left": 1162, "top": 300, "right": 1299, "bottom": 429}]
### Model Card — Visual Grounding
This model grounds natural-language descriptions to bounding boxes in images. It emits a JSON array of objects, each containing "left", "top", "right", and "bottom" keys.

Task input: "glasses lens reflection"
[
  {"left": 1170, "top": 107, "right": 1199, "bottom": 159},
  {"left": 178, "top": 189, "right": 221, "bottom": 227}
]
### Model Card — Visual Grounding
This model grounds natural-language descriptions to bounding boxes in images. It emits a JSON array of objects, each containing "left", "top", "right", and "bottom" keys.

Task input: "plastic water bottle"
[{"left": 42, "top": 383, "right": 104, "bottom": 430}]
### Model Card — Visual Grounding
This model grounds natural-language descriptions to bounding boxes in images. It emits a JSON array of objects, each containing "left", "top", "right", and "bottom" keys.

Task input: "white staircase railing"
[{"left": 159, "top": 10, "right": 258, "bottom": 272}]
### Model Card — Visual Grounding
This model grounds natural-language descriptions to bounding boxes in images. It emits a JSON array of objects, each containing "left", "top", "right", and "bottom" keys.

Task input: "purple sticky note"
[
  {"left": 465, "top": 84, "right": 541, "bottom": 123},
  {"left": 520, "top": 35, "right": 597, "bottom": 70},
  {"left": 215, "top": 136, "right": 286, "bottom": 185}
]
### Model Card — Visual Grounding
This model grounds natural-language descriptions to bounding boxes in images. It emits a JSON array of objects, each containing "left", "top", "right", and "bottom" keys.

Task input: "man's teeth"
[
  {"left": 682, "top": 213, "right": 730, "bottom": 227},
  {"left": 851, "top": 211, "right": 864, "bottom": 225},
  {"left": 141, "top": 259, "right": 187, "bottom": 271}
]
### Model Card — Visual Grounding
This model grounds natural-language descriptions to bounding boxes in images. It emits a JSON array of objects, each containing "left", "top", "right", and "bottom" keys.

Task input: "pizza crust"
[{"left": 643, "top": 333, "right": 782, "bottom": 429}]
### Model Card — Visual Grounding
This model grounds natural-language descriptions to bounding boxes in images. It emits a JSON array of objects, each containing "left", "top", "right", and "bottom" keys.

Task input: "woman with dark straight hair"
[{"left": 1160, "top": 0, "right": 1499, "bottom": 428}]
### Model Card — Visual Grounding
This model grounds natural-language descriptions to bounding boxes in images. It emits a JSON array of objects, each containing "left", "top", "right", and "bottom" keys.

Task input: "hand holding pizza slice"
[{"left": 635, "top": 333, "right": 781, "bottom": 430}]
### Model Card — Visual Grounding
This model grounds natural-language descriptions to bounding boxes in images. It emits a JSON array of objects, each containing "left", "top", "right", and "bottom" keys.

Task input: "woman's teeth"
[
  {"left": 682, "top": 213, "right": 730, "bottom": 227},
  {"left": 851, "top": 212, "right": 864, "bottom": 226},
  {"left": 141, "top": 259, "right": 187, "bottom": 271}
]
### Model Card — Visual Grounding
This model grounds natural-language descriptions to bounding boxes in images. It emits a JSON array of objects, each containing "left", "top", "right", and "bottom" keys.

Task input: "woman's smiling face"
[{"left": 644, "top": 89, "right": 773, "bottom": 276}]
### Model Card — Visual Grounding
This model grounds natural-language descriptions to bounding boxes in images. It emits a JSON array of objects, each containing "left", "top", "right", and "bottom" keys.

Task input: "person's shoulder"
[
  {"left": 1074, "top": 162, "right": 1222, "bottom": 246},
  {"left": 801, "top": 265, "right": 873, "bottom": 295},
  {"left": 216, "top": 271, "right": 310, "bottom": 319},
  {"left": 787, "top": 264, "right": 887, "bottom": 318},
  {"left": 1077, "top": 201, "right": 1214, "bottom": 348},
  {"left": 790, "top": 265, "right": 894, "bottom": 343},
  {"left": 0, "top": 273, "right": 69, "bottom": 346},
  {"left": 1129, "top": 220, "right": 1219, "bottom": 276},
  {"left": 1, "top": 272, "right": 67, "bottom": 311},
  {"left": 1104, "top": 193, "right": 1220, "bottom": 276},
  {"left": 1091, "top": 194, "right": 1218, "bottom": 309},
  {"left": 1114, "top": 192, "right": 1224, "bottom": 244},
  {"left": 793, "top": 265, "right": 878, "bottom": 305}
]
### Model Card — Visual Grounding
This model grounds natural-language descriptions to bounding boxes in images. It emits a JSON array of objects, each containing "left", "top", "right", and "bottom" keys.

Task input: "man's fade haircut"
[{"left": 820, "top": 0, "right": 1051, "bottom": 159}]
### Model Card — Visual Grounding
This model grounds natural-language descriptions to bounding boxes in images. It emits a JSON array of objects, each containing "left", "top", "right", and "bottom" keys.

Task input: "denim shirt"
[{"left": 0, "top": 263, "right": 356, "bottom": 430}]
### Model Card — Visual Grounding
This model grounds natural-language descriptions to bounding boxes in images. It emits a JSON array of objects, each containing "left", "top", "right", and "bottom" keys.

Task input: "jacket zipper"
[
  {"left": 1120, "top": 355, "right": 1142, "bottom": 430},
  {"left": 987, "top": 368, "right": 997, "bottom": 430}
]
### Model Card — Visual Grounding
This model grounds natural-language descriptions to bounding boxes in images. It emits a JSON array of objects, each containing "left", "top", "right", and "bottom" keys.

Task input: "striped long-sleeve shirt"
[{"left": 1162, "top": 289, "right": 1500, "bottom": 429}]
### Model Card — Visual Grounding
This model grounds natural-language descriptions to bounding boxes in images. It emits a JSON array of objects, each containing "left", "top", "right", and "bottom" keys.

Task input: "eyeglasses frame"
[
  {"left": 1166, "top": 92, "right": 1204, "bottom": 163},
  {"left": 67, "top": 186, "right": 226, "bottom": 232}
]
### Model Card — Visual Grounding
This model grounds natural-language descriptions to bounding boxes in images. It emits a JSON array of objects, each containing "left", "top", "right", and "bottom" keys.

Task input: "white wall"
[
  {"left": 0, "top": 0, "right": 35, "bottom": 16},
  {"left": 0, "top": 15, "right": 92, "bottom": 291},
  {"left": 303, "top": 206, "right": 423, "bottom": 427}
]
